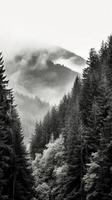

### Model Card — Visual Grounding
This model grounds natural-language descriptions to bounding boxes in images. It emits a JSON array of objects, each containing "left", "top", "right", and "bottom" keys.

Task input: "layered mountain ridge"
[{"left": 5, "top": 46, "right": 86, "bottom": 141}]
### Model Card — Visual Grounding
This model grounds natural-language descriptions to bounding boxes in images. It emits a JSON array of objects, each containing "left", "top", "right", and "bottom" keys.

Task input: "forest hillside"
[{"left": 1, "top": 35, "right": 112, "bottom": 199}]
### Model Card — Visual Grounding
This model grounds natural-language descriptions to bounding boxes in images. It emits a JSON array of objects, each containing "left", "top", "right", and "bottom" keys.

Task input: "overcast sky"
[{"left": 0, "top": 0, "right": 112, "bottom": 59}]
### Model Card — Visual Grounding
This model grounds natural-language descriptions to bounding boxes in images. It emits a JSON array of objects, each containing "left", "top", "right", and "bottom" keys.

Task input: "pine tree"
[
  {"left": 83, "top": 37, "right": 112, "bottom": 200},
  {"left": 11, "top": 109, "right": 35, "bottom": 200},
  {"left": 0, "top": 53, "right": 35, "bottom": 200},
  {"left": 63, "top": 77, "right": 85, "bottom": 200},
  {"left": 107, "top": 35, "right": 112, "bottom": 85},
  {"left": 79, "top": 49, "right": 104, "bottom": 166},
  {"left": 80, "top": 48, "right": 100, "bottom": 127},
  {"left": 0, "top": 53, "right": 14, "bottom": 200}
]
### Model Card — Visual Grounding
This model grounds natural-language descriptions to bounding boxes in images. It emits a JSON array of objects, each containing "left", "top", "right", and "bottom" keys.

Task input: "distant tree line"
[{"left": 30, "top": 35, "right": 112, "bottom": 200}]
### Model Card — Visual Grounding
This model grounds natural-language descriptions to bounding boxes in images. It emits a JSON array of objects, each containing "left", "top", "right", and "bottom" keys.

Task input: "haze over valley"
[{"left": 5, "top": 46, "right": 85, "bottom": 141}]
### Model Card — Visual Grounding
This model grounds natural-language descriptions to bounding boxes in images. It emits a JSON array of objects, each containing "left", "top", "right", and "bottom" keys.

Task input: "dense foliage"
[{"left": 31, "top": 35, "right": 112, "bottom": 199}]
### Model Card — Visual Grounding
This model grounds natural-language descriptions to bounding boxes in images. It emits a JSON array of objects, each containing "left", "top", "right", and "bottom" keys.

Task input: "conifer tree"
[
  {"left": 79, "top": 49, "right": 102, "bottom": 164},
  {"left": 0, "top": 53, "right": 35, "bottom": 200},
  {"left": 11, "top": 109, "right": 35, "bottom": 200},
  {"left": 63, "top": 77, "right": 85, "bottom": 200},
  {"left": 83, "top": 36, "right": 112, "bottom": 200},
  {"left": 107, "top": 35, "right": 112, "bottom": 84},
  {"left": 0, "top": 53, "right": 14, "bottom": 200},
  {"left": 80, "top": 48, "right": 100, "bottom": 127}
]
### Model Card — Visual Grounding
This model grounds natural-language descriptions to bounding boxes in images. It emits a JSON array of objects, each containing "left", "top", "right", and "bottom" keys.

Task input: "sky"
[{"left": 0, "top": 0, "right": 112, "bottom": 59}]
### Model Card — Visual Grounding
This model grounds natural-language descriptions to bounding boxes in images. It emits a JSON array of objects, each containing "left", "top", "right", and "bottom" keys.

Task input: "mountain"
[{"left": 5, "top": 46, "right": 85, "bottom": 141}]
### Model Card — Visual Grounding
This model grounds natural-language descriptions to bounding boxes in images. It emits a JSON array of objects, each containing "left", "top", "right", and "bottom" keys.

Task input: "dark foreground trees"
[{"left": 0, "top": 53, "right": 35, "bottom": 200}]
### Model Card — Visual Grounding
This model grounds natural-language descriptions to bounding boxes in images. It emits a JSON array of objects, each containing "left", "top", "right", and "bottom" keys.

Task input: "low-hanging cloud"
[
  {"left": 5, "top": 46, "right": 84, "bottom": 141},
  {"left": 6, "top": 48, "right": 80, "bottom": 104}
]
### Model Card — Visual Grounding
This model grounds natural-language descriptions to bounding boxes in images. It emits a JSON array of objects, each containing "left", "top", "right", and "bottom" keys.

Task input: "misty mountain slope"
[
  {"left": 49, "top": 46, "right": 86, "bottom": 72},
  {"left": 44, "top": 46, "right": 85, "bottom": 66},
  {"left": 15, "top": 92, "right": 50, "bottom": 141},
  {"left": 5, "top": 46, "right": 85, "bottom": 141}
]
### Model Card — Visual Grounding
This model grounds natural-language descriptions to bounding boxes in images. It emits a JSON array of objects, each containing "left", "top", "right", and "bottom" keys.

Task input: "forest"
[{"left": 1, "top": 35, "right": 112, "bottom": 200}]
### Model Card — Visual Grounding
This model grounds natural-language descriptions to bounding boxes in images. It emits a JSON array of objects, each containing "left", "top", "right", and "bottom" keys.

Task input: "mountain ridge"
[{"left": 5, "top": 46, "right": 85, "bottom": 141}]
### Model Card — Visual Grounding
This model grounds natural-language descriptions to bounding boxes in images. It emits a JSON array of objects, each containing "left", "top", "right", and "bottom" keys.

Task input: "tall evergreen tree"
[
  {"left": 63, "top": 77, "right": 85, "bottom": 200},
  {"left": 0, "top": 53, "right": 35, "bottom": 200},
  {"left": 11, "top": 109, "right": 35, "bottom": 200},
  {"left": 0, "top": 53, "right": 14, "bottom": 200},
  {"left": 80, "top": 48, "right": 100, "bottom": 127},
  {"left": 83, "top": 36, "right": 112, "bottom": 200}
]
